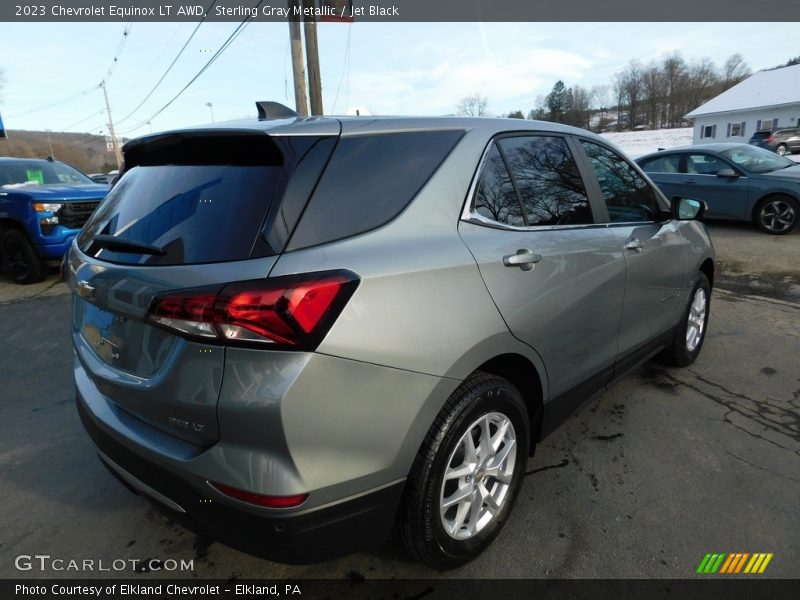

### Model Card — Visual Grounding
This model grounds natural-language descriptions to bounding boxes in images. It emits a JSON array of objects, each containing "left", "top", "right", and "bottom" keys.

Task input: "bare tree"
[
  {"left": 642, "top": 61, "right": 666, "bottom": 128},
  {"left": 620, "top": 60, "right": 644, "bottom": 129},
  {"left": 566, "top": 84, "right": 592, "bottom": 129},
  {"left": 684, "top": 58, "right": 719, "bottom": 116},
  {"left": 722, "top": 53, "right": 750, "bottom": 86},
  {"left": 456, "top": 93, "right": 489, "bottom": 117},
  {"left": 662, "top": 53, "right": 687, "bottom": 127},
  {"left": 528, "top": 94, "right": 547, "bottom": 120},
  {"left": 590, "top": 84, "right": 611, "bottom": 132},
  {"left": 612, "top": 74, "right": 626, "bottom": 131}
]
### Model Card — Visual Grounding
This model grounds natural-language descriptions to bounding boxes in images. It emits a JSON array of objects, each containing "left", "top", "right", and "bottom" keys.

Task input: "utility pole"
[
  {"left": 288, "top": 0, "right": 309, "bottom": 116},
  {"left": 45, "top": 129, "right": 55, "bottom": 159},
  {"left": 100, "top": 81, "right": 123, "bottom": 169},
  {"left": 302, "top": 0, "right": 323, "bottom": 115}
]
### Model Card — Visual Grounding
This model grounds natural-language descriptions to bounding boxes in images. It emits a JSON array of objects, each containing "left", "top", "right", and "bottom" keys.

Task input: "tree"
[
  {"left": 507, "top": 110, "right": 525, "bottom": 119},
  {"left": 661, "top": 52, "right": 687, "bottom": 128},
  {"left": 456, "top": 93, "right": 488, "bottom": 117},
  {"left": 590, "top": 84, "right": 612, "bottom": 132},
  {"left": 567, "top": 84, "right": 592, "bottom": 129},
  {"left": 620, "top": 60, "right": 644, "bottom": 129},
  {"left": 722, "top": 53, "right": 750, "bottom": 86},
  {"left": 642, "top": 62, "right": 666, "bottom": 128},
  {"left": 527, "top": 94, "right": 547, "bottom": 120},
  {"left": 546, "top": 80, "right": 568, "bottom": 122}
]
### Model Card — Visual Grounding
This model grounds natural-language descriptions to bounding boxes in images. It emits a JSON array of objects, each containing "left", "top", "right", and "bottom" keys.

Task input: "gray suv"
[{"left": 68, "top": 104, "right": 714, "bottom": 569}]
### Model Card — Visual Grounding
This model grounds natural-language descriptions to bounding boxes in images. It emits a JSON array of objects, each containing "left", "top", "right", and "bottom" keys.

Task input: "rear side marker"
[{"left": 209, "top": 482, "right": 308, "bottom": 509}]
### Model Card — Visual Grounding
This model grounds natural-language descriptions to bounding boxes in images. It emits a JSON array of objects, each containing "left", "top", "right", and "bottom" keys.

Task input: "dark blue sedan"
[{"left": 636, "top": 143, "right": 800, "bottom": 234}]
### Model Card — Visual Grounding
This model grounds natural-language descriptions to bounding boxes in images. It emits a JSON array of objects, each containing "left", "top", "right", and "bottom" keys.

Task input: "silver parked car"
[
  {"left": 637, "top": 143, "right": 800, "bottom": 235},
  {"left": 68, "top": 105, "right": 714, "bottom": 569}
]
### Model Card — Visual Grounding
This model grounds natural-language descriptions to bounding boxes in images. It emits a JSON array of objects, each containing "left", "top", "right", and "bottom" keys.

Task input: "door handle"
[
  {"left": 624, "top": 238, "right": 644, "bottom": 252},
  {"left": 503, "top": 249, "right": 543, "bottom": 271}
]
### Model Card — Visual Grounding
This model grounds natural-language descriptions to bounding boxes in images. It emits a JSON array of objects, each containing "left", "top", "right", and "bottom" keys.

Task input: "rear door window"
[
  {"left": 639, "top": 154, "right": 681, "bottom": 173},
  {"left": 497, "top": 136, "right": 593, "bottom": 226}
]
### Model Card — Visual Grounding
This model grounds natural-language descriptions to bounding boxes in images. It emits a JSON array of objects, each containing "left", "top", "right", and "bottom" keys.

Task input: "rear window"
[
  {"left": 286, "top": 130, "right": 464, "bottom": 251},
  {"left": 639, "top": 154, "right": 681, "bottom": 173},
  {"left": 77, "top": 134, "right": 333, "bottom": 266},
  {"left": 750, "top": 131, "right": 771, "bottom": 139}
]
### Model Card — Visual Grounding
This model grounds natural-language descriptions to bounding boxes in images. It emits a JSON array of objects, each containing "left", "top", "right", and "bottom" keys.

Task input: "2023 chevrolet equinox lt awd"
[
  {"left": 67, "top": 104, "right": 714, "bottom": 569},
  {"left": 0, "top": 157, "right": 108, "bottom": 283}
]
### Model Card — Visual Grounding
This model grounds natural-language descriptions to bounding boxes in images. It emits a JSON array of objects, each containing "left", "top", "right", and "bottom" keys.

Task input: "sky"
[{"left": 0, "top": 21, "right": 797, "bottom": 139}]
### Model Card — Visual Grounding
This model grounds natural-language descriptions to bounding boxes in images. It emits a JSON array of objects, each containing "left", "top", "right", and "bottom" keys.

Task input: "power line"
[
  {"left": 331, "top": 23, "right": 353, "bottom": 114},
  {"left": 115, "top": 1, "right": 218, "bottom": 125},
  {"left": 100, "top": 23, "right": 134, "bottom": 84},
  {"left": 6, "top": 86, "right": 101, "bottom": 119},
  {"left": 62, "top": 110, "right": 106, "bottom": 131},
  {"left": 118, "top": 4, "right": 264, "bottom": 134}
]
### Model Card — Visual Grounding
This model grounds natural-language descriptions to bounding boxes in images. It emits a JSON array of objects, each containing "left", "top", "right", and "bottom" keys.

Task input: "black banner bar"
[
  {"left": 3, "top": 0, "right": 800, "bottom": 22},
  {"left": 3, "top": 579, "right": 800, "bottom": 600}
]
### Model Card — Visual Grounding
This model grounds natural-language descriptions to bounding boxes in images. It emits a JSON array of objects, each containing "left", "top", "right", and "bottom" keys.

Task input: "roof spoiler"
[{"left": 256, "top": 101, "right": 298, "bottom": 120}]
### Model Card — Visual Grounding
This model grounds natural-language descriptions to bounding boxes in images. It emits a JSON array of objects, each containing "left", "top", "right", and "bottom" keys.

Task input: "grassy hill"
[{"left": 0, "top": 130, "right": 124, "bottom": 174}]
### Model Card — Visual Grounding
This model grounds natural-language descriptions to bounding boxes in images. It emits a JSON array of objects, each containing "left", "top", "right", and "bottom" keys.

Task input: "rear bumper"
[{"left": 76, "top": 391, "right": 405, "bottom": 564}]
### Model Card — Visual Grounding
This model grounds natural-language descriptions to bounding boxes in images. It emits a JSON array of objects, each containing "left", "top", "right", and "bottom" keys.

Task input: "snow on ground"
[
  {"left": 600, "top": 128, "right": 693, "bottom": 158},
  {"left": 600, "top": 127, "right": 800, "bottom": 163}
]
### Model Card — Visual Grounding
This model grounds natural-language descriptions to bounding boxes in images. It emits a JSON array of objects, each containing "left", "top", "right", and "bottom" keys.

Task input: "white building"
[{"left": 685, "top": 63, "right": 800, "bottom": 144}]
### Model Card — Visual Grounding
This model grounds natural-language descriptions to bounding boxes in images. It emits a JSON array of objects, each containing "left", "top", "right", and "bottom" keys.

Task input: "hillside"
[{"left": 0, "top": 130, "right": 122, "bottom": 174}]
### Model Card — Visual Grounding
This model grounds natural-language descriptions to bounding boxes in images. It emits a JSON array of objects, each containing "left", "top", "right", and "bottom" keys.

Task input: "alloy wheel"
[
  {"left": 439, "top": 412, "right": 517, "bottom": 540},
  {"left": 759, "top": 199, "right": 796, "bottom": 233},
  {"left": 685, "top": 287, "right": 707, "bottom": 353}
]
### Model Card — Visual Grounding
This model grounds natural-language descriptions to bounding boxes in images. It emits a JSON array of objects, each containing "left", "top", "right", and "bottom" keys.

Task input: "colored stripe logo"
[{"left": 696, "top": 553, "right": 773, "bottom": 574}]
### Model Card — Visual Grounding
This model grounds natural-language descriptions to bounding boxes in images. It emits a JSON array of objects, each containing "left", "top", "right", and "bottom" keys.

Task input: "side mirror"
[
  {"left": 671, "top": 196, "right": 706, "bottom": 221},
  {"left": 716, "top": 168, "right": 738, "bottom": 178}
]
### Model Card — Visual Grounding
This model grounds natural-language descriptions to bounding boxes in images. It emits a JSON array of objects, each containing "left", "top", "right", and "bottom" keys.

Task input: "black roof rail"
[{"left": 256, "top": 101, "right": 299, "bottom": 120}]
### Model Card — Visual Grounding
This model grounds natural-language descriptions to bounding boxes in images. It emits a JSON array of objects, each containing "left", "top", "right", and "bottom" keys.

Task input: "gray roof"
[
  {"left": 686, "top": 64, "right": 800, "bottom": 118},
  {"left": 123, "top": 114, "right": 607, "bottom": 150}
]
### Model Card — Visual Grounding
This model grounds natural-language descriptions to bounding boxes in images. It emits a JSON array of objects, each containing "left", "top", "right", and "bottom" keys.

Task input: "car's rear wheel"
[
  {"left": 754, "top": 195, "right": 799, "bottom": 235},
  {"left": 776, "top": 144, "right": 788, "bottom": 156},
  {"left": 1, "top": 229, "right": 45, "bottom": 284},
  {"left": 659, "top": 272, "right": 710, "bottom": 367},
  {"left": 399, "top": 372, "right": 529, "bottom": 569}
]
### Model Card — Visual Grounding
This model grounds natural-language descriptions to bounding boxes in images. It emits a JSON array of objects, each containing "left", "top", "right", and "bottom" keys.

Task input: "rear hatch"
[{"left": 68, "top": 127, "right": 339, "bottom": 446}]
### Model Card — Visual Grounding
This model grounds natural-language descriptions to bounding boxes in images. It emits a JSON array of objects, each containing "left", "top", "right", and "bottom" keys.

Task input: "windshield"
[
  {"left": 0, "top": 160, "right": 94, "bottom": 187},
  {"left": 719, "top": 145, "right": 795, "bottom": 174}
]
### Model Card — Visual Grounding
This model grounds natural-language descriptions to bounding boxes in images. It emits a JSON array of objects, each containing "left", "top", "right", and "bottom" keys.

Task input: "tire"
[
  {"left": 754, "top": 195, "right": 799, "bottom": 235},
  {"left": 776, "top": 144, "right": 787, "bottom": 156},
  {"left": 399, "top": 372, "right": 530, "bottom": 569},
  {"left": 659, "top": 273, "right": 710, "bottom": 367},
  {"left": 1, "top": 229, "right": 45, "bottom": 284}
]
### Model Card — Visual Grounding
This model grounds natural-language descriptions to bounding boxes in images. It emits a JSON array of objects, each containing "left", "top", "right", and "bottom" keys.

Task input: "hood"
[{"left": 0, "top": 183, "right": 109, "bottom": 200}]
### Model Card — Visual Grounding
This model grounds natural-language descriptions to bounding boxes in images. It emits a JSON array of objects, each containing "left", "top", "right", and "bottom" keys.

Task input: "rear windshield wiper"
[{"left": 90, "top": 234, "right": 166, "bottom": 256}]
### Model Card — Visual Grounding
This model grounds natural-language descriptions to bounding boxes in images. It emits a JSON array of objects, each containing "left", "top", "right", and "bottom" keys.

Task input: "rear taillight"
[
  {"left": 146, "top": 270, "right": 359, "bottom": 350},
  {"left": 767, "top": 136, "right": 775, "bottom": 143}
]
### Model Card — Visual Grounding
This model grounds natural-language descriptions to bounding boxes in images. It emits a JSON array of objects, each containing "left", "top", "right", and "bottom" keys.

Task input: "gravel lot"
[{"left": 1, "top": 222, "right": 798, "bottom": 580}]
